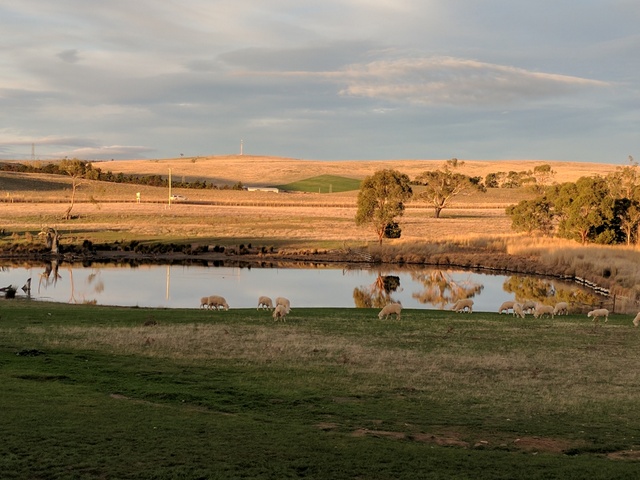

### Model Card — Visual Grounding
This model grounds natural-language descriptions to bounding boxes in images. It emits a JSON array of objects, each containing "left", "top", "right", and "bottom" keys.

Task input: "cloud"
[
  {"left": 0, "top": 134, "right": 96, "bottom": 148},
  {"left": 57, "top": 49, "right": 80, "bottom": 63},
  {"left": 0, "top": 134, "right": 153, "bottom": 160},
  {"left": 336, "top": 57, "right": 611, "bottom": 106},
  {"left": 63, "top": 145, "right": 156, "bottom": 160}
]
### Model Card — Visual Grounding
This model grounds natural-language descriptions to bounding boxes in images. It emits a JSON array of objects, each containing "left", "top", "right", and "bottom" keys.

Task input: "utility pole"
[
  {"left": 240, "top": 139, "right": 243, "bottom": 155},
  {"left": 168, "top": 168, "right": 172, "bottom": 207}
]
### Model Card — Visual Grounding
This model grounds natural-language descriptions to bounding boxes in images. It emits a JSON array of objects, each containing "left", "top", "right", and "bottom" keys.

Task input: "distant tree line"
[
  {"left": 507, "top": 157, "right": 640, "bottom": 245},
  {"left": 0, "top": 160, "right": 245, "bottom": 190}
]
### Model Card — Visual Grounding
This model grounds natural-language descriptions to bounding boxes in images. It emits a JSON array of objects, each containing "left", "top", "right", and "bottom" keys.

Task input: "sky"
[{"left": 1, "top": 1, "right": 638, "bottom": 163}]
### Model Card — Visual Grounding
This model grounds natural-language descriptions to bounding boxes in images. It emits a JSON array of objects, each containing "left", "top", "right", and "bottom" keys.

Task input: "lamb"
[
  {"left": 633, "top": 312, "right": 640, "bottom": 327},
  {"left": 207, "top": 295, "right": 229, "bottom": 311},
  {"left": 587, "top": 308, "right": 609, "bottom": 324},
  {"left": 533, "top": 304, "right": 555, "bottom": 319},
  {"left": 257, "top": 296, "right": 273, "bottom": 310},
  {"left": 512, "top": 302, "right": 526, "bottom": 319},
  {"left": 275, "top": 296, "right": 291, "bottom": 313},
  {"left": 378, "top": 302, "right": 402, "bottom": 320},
  {"left": 451, "top": 299, "right": 473, "bottom": 313},
  {"left": 521, "top": 300, "right": 536, "bottom": 314},
  {"left": 498, "top": 301, "right": 515, "bottom": 314},
  {"left": 272, "top": 304, "right": 288, "bottom": 321},
  {"left": 553, "top": 302, "right": 569, "bottom": 316}
]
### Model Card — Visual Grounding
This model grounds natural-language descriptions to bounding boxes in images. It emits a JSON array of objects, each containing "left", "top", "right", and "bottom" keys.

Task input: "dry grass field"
[{"left": 91, "top": 155, "right": 617, "bottom": 186}]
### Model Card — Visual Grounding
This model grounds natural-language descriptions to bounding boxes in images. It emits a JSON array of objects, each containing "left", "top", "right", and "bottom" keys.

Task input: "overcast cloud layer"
[{"left": 1, "top": 1, "right": 638, "bottom": 162}]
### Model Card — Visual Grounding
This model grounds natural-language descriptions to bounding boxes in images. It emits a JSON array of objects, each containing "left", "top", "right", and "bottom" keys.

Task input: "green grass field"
[
  {"left": 277, "top": 175, "right": 362, "bottom": 193},
  {"left": 1, "top": 300, "right": 640, "bottom": 479}
]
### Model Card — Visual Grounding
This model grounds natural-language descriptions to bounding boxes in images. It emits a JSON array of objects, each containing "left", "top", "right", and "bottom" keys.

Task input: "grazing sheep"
[
  {"left": 200, "top": 296, "right": 210, "bottom": 309},
  {"left": 378, "top": 302, "right": 402, "bottom": 320},
  {"left": 498, "top": 301, "right": 515, "bottom": 314},
  {"left": 521, "top": 300, "right": 536, "bottom": 314},
  {"left": 275, "top": 296, "right": 291, "bottom": 313},
  {"left": 633, "top": 312, "right": 640, "bottom": 327},
  {"left": 512, "top": 302, "right": 526, "bottom": 319},
  {"left": 257, "top": 296, "right": 273, "bottom": 310},
  {"left": 587, "top": 308, "right": 609, "bottom": 324},
  {"left": 272, "top": 304, "right": 288, "bottom": 321},
  {"left": 533, "top": 304, "right": 555, "bottom": 319},
  {"left": 451, "top": 299, "right": 473, "bottom": 313},
  {"left": 553, "top": 302, "right": 569, "bottom": 316},
  {"left": 207, "top": 295, "right": 229, "bottom": 311}
]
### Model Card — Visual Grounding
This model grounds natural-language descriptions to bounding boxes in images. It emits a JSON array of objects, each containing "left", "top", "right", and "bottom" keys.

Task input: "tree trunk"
[{"left": 63, "top": 205, "right": 73, "bottom": 221}]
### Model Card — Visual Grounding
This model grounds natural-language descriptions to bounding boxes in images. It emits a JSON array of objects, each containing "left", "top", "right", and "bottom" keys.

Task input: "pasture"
[
  {"left": 2, "top": 300, "right": 640, "bottom": 478},
  {"left": 276, "top": 174, "right": 362, "bottom": 193}
]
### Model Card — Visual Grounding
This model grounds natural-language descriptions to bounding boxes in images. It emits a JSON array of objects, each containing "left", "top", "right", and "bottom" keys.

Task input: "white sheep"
[
  {"left": 272, "top": 304, "right": 288, "bottom": 321},
  {"left": 498, "top": 301, "right": 515, "bottom": 314},
  {"left": 207, "top": 295, "right": 229, "bottom": 311},
  {"left": 275, "top": 296, "right": 291, "bottom": 313},
  {"left": 587, "top": 308, "right": 609, "bottom": 324},
  {"left": 378, "top": 302, "right": 402, "bottom": 320},
  {"left": 533, "top": 304, "right": 555, "bottom": 319},
  {"left": 512, "top": 302, "right": 526, "bottom": 319},
  {"left": 553, "top": 301, "right": 569, "bottom": 316},
  {"left": 257, "top": 296, "right": 273, "bottom": 310},
  {"left": 451, "top": 299, "right": 473, "bottom": 313},
  {"left": 521, "top": 300, "right": 536, "bottom": 314},
  {"left": 200, "top": 296, "right": 210, "bottom": 309}
]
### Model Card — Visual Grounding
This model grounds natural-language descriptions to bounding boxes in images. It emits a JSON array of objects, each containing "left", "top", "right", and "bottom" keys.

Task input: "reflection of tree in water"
[
  {"left": 38, "top": 262, "right": 102, "bottom": 304},
  {"left": 410, "top": 270, "right": 483, "bottom": 309},
  {"left": 503, "top": 276, "right": 602, "bottom": 307},
  {"left": 68, "top": 268, "right": 102, "bottom": 304},
  {"left": 86, "top": 272, "right": 105, "bottom": 294},
  {"left": 38, "top": 260, "right": 62, "bottom": 292},
  {"left": 353, "top": 274, "right": 401, "bottom": 308}
]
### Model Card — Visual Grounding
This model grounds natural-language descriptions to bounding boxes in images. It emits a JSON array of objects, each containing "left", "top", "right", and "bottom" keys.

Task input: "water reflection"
[
  {"left": 410, "top": 270, "right": 484, "bottom": 309},
  {"left": 0, "top": 261, "right": 606, "bottom": 312},
  {"left": 353, "top": 274, "right": 402, "bottom": 308}
]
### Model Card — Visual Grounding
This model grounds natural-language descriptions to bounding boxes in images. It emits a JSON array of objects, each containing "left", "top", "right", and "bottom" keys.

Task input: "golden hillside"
[{"left": 95, "top": 155, "right": 617, "bottom": 186}]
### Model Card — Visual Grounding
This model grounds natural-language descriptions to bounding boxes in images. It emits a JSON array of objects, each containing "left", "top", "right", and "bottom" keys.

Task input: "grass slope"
[
  {"left": 2, "top": 300, "right": 640, "bottom": 479},
  {"left": 277, "top": 174, "right": 362, "bottom": 193}
]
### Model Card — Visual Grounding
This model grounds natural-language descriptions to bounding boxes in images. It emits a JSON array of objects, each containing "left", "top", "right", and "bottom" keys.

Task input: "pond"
[{"left": 0, "top": 260, "right": 604, "bottom": 312}]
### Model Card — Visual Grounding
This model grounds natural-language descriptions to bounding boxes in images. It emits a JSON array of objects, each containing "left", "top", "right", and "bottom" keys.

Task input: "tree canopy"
[
  {"left": 414, "top": 158, "right": 484, "bottom": 218},
  {"left": 507, "top": 159, "right": 640, "bottom": 245},
  {"left": 355, "top": 169, "right": 413, "bottom": 244}
]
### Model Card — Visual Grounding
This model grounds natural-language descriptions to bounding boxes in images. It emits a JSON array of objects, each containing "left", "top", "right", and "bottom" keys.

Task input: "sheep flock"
[{"left": 198, "top": 293, "right": 639, "bottom": 328}]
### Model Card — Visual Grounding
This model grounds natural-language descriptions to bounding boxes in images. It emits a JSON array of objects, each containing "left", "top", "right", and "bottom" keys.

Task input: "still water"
[{"left": 0, "top": 262, "right": 579, "bottom": 312}]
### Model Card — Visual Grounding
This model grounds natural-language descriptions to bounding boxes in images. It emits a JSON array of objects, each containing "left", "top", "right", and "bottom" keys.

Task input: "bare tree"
[
  {"left": 39, "top": 226, "right": 60, "bottom": 254},
  {"left": 59, "top": 158, "right": 88, "bottom": 220}
]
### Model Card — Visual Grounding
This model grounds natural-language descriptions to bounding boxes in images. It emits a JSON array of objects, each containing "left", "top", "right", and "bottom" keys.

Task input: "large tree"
[
  {"left": 355, "top": 169, "right": 413, "bottom": 245},
  {"left": 550, "top": 177, "right": 616, "bottom": 244},
  {"left": 506, "top": 197, "right": 554, "bottom": 235},
  {"left": 415, "top": 158, "right": 484, "bottom": 218}
]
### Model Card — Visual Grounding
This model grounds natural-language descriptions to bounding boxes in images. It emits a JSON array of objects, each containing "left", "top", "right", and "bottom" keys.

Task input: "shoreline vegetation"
[{"left": 0, "top": 156, "right": 638, "bottom": 311}]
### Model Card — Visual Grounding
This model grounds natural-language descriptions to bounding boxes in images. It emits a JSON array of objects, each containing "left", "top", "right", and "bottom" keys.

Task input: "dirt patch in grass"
[
  {"left": 607, "top": 450, "right": 640, "bottom": 461},
  {"left": 410, "top": 432, "right": 471, "bottom": 448},
  {"left": 350, "top": 428, "right": 585, "bottom": 454},
  {"left": 511, "top": 436, "right": 577, "bottom": 454}
]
